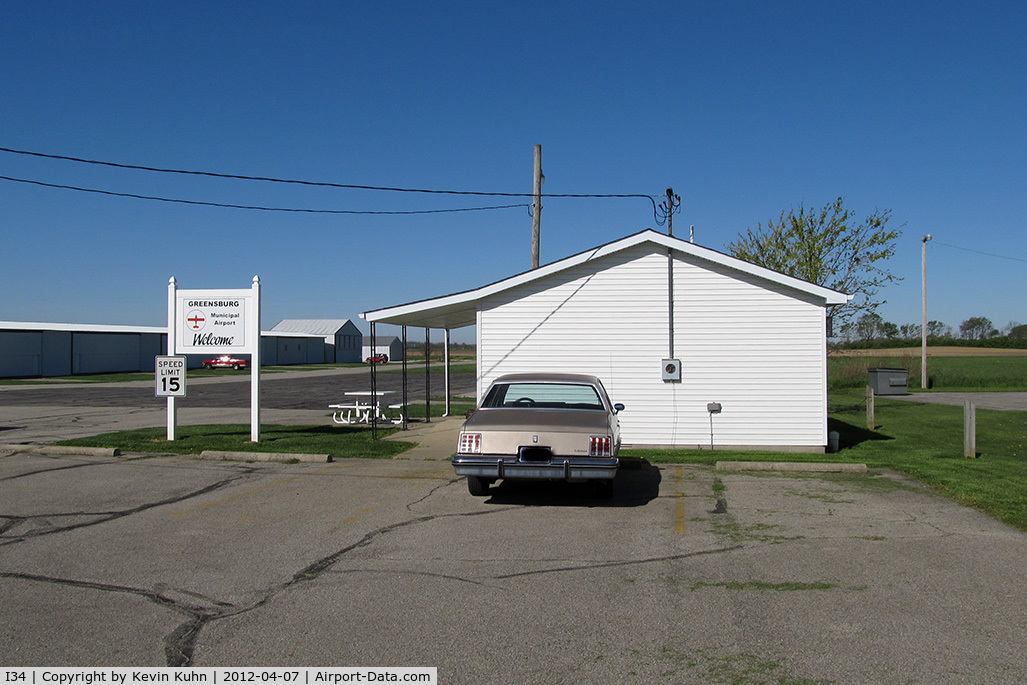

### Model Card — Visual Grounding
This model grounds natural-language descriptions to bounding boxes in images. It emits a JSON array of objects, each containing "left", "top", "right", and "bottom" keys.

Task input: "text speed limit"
[{"left": 155, "top": 355, "right": 187, "bottom": 397}]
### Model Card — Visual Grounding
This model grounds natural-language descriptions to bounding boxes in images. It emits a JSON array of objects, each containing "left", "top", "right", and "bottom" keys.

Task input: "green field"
[{"left": 828, "top": 353, "right": 1027, "bottom": 390}]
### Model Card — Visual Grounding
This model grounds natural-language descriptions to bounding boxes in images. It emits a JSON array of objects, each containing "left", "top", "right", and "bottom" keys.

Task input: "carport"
[
  {"left": 360, "top": 293, "right": 477, "bottom": 437},
  {"left": 361, "top": 229, "right": 848, "bottom": 450}
]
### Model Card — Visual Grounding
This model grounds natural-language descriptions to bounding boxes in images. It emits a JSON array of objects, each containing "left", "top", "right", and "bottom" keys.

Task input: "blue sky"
[{"left": 2, "top": 1, "right": 1024, "bottom": 344}]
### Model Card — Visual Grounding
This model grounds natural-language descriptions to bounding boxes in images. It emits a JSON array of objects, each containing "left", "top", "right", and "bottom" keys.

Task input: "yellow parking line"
[{"left": 674, "top": 465, "right": 686, "bottom": 533}]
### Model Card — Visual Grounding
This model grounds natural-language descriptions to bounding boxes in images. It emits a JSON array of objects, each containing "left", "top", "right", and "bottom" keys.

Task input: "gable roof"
[
  {"left": 271, "top": 319, "right": 357, "bottom": 336},
  {"left": 363, "top": 335, "right": 399, "bottom": 346},
  {"left": 361, "top": 229, "right": 851, "bottom": 329}
]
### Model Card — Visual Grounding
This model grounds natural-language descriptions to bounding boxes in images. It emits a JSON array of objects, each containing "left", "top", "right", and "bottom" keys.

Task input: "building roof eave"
[{"left": 361, "top": 229, "right": 851, "bottom": 329}]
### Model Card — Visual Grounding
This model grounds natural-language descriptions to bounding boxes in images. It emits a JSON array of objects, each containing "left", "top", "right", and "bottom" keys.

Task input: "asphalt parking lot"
[{"left": 2, "top": 371, "right": 1026, "bottom": 682}]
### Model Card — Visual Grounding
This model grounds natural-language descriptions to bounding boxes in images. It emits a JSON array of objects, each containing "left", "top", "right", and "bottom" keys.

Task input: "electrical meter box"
[{"left": 662, "top": 359, "right": 681, "bottom": 382}]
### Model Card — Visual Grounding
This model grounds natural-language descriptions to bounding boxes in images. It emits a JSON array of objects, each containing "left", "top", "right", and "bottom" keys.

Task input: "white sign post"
[
  {"left": 167, "top": 278, "right": 179, "bottom": 441},
  {"left": 166, "top": 276, "right": 262, "bottom": 442}
]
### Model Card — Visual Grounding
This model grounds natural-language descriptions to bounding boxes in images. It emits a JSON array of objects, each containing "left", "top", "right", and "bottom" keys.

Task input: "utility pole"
[
  {"left": 660, "top": 188, "right": 680, "bottom": 237},
  {"left": 532, "top": 144, "right": 543, "bottom": 269},
  {"left": 921, "top": 234, "right": 932, "bottom": 389}
]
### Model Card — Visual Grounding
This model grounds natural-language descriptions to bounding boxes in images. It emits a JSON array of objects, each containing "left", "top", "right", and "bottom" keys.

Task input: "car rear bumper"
[{"left": 452, "top": 455, "right": 619, "bottom": 481}]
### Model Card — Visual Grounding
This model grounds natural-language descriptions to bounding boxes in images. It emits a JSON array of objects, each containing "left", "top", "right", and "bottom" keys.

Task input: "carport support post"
[
  {"left": 443, "top": 328, "right": 451, "bottom": 417},
  {"left": 167, "top": 277, "right": 178, "bottom": 441},
  {"left": 866, "top": 386, "right": 875, "bottom": 431},
  {"left": 964, "top": 400, "right": 977, "bottom": 458},
  {"left": 424, "top": 328, "right": 431, "bottom": 423},
  {"left": 370, "top": 322, "right": 377, "bottom": 441},
  {"left": 401, "top": 326, "right": 408, "bottom": 430}
]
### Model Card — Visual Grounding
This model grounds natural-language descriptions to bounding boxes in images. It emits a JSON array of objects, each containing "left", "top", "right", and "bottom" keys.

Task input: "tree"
[
  {"left": 1009, "top": 324, "right": 1027, "bottom": 340},
  {"left": 728, "top": 197, "right": 902, "bottom": 329},
  {"left": 927, "top": 320, "right": 950, "bottom": 339},
  {"left": 959, "top": 316, "right": 994, "bottom": 340},
  {"left": 899, "top": 323, "right": 920, "bottom": 339},
  {"left": 854, "top": 313, "right": 884, "bottom": 341}
]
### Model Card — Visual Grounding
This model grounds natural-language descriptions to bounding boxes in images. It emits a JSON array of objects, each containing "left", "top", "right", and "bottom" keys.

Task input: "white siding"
[{"left": 477, "top": 243, "right": 828, "bottom": 450}]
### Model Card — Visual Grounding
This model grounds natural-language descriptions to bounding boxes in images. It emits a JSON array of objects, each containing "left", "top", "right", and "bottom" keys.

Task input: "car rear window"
[{"left": 482, "top": 382, "right": 605, "bottom": 410}]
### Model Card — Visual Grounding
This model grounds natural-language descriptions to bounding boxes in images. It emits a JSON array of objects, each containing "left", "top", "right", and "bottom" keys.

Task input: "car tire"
[
  {"left": 467, "top": 475, "right": 490, "bottom": 496},
  {"left": 203, "top": 363, "right": 212, "bottom": 369}
]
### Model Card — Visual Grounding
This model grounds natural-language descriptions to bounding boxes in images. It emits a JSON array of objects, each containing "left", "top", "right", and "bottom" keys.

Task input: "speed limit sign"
[{"left": 155, "top": 355, "right": 187, "bottom": 397}]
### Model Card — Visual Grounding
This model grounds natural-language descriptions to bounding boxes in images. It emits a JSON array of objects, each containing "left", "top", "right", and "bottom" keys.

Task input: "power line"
[
  {"left": 0, "top": 175, "right": 529, "bottom": 215},
  {"left": 0, "top": 146, "right": 659, "bottom": 207},
  {"left": 935, "top": 241, "right": 1027, "bottom": 264}
]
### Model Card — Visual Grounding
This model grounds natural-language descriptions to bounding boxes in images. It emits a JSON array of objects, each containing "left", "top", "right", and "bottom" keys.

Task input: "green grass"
[
  {"left": 924, "top": 356, "right": 1027, "bottom": 389},
  {"left": 57, "top": 424, "right": 416, "bottom": 460},
  {"left": 378, "top": 362, "right": 477, "bottom": 374},
  {"left": 828, "top": 354, "right": 1027, "bottom": 390},
  {"left": 1, "top": 372, "right": 157, "bottom": 384},
  {"left": 627, "top": 388, "right": 1027, "bottom": 531},
  {"left": 54, "top": 396, "right": 475, "bottom": 460},
  {"left": 404, "top": 398, "right": 476, "bottom": 419}
]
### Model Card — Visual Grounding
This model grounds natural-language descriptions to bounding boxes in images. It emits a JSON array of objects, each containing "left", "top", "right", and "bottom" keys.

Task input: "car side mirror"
[{"left": 613, "top": 403, "right": 625, "bottom": 413}]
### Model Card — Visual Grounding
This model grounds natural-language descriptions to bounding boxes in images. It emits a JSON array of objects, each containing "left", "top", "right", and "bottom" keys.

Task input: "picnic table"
[{"left": 330, "top": 391, "right": 404, "bottom": 425}]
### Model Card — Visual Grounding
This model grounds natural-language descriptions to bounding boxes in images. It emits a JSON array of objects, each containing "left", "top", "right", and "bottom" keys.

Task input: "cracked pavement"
[{"left": 2, "top": 446, "right": 1027, "bottom": 683}]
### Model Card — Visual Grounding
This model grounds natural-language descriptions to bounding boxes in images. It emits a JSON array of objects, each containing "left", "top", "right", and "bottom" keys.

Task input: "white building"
[
  {"left": 361, "top": 336, "right": 404, "bottom": 363},
  {"left": 363, "top": 230, "right": 849, "bottom": 451},
  {"left": 270, "top": 319, "right": 363, "bottom": 363},
  {"left": 0, "top": 321, "right": 167, "bottom": 377},
  {"left": 0, "top": 321, "right": 330, "bottom": 377}
]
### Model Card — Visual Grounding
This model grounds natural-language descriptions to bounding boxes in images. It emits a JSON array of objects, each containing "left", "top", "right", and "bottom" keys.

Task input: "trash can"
[{"left": 867, "top": 367, "right": 908, "bottom": 396}]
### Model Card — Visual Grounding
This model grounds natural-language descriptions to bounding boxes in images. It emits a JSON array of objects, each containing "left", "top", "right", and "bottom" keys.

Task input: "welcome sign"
[
  {"left": 176, "top": 290, "right": 253, "bottom": 353},
  {"left": 165, "top": 276, "right": 262, "bottom": 443}
]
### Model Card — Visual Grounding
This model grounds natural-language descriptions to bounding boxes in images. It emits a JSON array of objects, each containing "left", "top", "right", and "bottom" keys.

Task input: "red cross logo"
[{"left": 187, "top": 310, "right": 206, "bottom": 330}]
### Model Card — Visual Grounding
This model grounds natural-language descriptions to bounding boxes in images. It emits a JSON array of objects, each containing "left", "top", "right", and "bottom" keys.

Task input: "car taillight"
[
  {"left": 459, "top": 433, "right": 482, "bottom": 454},
  {"left": 589, "top": 435, "right": 612, "bottom": 457}
]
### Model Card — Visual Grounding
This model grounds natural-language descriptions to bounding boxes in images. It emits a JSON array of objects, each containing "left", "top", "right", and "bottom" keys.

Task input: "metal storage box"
[{"left": 868, "top": 367, "right": 909, "bottom": 395}]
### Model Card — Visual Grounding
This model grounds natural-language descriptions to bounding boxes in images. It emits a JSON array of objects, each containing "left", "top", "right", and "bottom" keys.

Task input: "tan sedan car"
[{"left": 452, "top": 373, "right": 624, "bottom": 497}]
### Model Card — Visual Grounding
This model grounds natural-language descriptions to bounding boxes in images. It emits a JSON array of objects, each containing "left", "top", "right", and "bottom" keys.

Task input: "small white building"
[
  {"left": 270, "top": 319, "right": 363, "bottom": 363},
  {"left": 361, "top": 336, "right": 404, "bottom": 363},
  {"left": 363, "top": 230, "right": 849, "bottom": 451}
]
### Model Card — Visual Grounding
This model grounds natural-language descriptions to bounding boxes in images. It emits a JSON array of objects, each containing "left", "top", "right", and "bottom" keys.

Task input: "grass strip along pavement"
[
  {"left": 60, "top": 424, "right": 416, "bottom": 461},
  {"left": 57, "top": 400, "right": 477, "bottom": 461}
]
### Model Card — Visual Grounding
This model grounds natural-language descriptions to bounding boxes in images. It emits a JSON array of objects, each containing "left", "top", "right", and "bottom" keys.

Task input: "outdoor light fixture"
[{"left": 707, "top": 402, "right": 722, "bottom": 450}]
